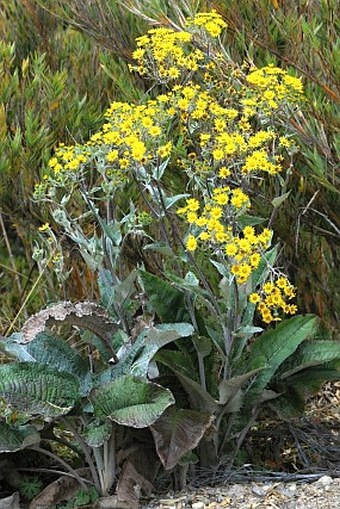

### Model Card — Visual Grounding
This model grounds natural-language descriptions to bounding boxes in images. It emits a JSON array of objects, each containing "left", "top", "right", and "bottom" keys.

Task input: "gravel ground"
[{"left": 141, "top": 475, "right": 340, "bottom": 509}]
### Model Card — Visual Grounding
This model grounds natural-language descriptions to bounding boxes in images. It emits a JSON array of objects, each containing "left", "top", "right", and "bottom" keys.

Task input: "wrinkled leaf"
[
  {"left": 279, "top": 340, "right": 340, "bottom": 380},
  {"left": 130, "top": 323, "right": 194, "bottom": 377},
  {"left": 150, "top": 407, "right": 214, "bottom": 470},
  {"left": 21, "top": 302, "right": 118, "bottom": 362},
  {"left": 82, "top": 419, "right": 112, "bottom": 447},
  {"left": 0, "top": 422, "right": 40, "bottom": 452},
  {"left": 140, "top": 271, "right": 189, "bottom": 322},
  {"left": 0, "top": 362, "right": 80, "bottom": 417},
  {"left": 91, "top": 375, "right": 175, "bottom": 427}
]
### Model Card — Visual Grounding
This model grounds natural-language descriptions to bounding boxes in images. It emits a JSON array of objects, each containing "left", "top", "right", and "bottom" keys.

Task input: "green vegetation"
[{"left": 0, "top": 1, "right": 339, "bottom": 506}]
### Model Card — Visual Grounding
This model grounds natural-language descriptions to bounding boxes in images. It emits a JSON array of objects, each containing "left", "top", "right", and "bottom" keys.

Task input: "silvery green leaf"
[
  {"left": 52, "top": 208, "right": 72, "bottom": 228},
  {"left": 152, "top": 157, "right": 170, "bottom": 180},
  {"left": 143, "top": 242, "right": 173, "bottom": 256},
  {"left": 271, "top": 191, "right": 291, "bottom": 208},
  {"left": 163, "top": 194, "right": 189, "bottom": 210},
  {"left": 210, "top": 259, "right": 228, "bottom": 277},
  {"left": 236, "top": 325, "right": 263, "bottom": 337},
  {"left": 0, "top": 423, "right": 40, "bottom": 452},
  {"left": 237, "top": 215, "right": 267, "bottom": 228},
  {"left": 184, "top": 271, "right": 199, "bottom": 286}
]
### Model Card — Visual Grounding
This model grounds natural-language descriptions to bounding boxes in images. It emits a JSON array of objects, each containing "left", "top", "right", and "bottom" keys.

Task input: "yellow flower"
[
  {"left": 249, "top": 253, "right": 261, "bottom": 268},
  {"left": 199, "top": 231, "right": 210, "bottom": 241},
  {"left": 249, "top": 293, "right": 261, "bottom": 304},
  {"left": 263, "top": 282, "right": 275, "bottom": 294},
  {"left": 218, "top": 167, "right": 230, "bottom": 178},
  {"left": 213, "top": 148, "right": 224, "bottom": 161},
  {"left": 213, "top": 193, "right": 228, "bottom": 206},
  {"left": 196, "top": 216, "right": 207, "bottom": 227},
  {"left": 276, "top": 276, "right": 289, "bottom": 289},
  {"left": 186, "top": 198, "right": 200, "bottom": 211},
  {"left": 168, "top": 67, "right": 180, "bottom": 79},
  {"left": 119, "top": 158, "right": 129, "bottom": 168},
  {"left": 186, "top": 234, "right": 197, "bottom": 251},
  {"left": 210, "top": 206, "right": 223, "bottom": 220},
  {"left": 187, "top": 212, "right": 198, "bottom": 224},
  {"left": 157, "top": 142, "right": 172, "bottom": 158},
  {"left": 231, "top": 189, "right": 250, "bottom": 209},
  {"left": 225, "top": 243, "right": 238, "bottom": 257},
  {"left": 130, "top": 140, "right": 146, "bottom": 161},
  {"left": 148, "top": 125, "right": 162, "bottom": 136},
  {"left": 38, "top": 223, "right": 50, "bottom": 232},
  {"left": 48, "top": 157, "right": 58, "bottom": 168},
  {"left": 107, "top": 150, "right": 119, "bottom": 162},
  {"left": 132, "top": 48, "right": 145, "bottom": 60}
]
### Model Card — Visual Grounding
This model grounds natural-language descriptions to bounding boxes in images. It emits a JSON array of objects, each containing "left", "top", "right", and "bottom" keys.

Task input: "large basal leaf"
[
  {"left": 281, "top": 366, "right": 340, "bottom": 394},
  {"left": 82, "top": 419, "right": 112, "bottom": 447},
  {"left": 150, "top": 407, "right": 214, "bottom": 470},
  {"left": 0, "top": 363, "right": 80, "bottom": 417},
  {"left": 279, "top": 340, "right": 340, "bottom": 380},
  {"left": 130, "top": 323, "right": 194, "bottom": 377},
  {"left": 20, "top": 301, "right": 118, "bottom": 361},
  {"left": 26, "top": 331, "right": 91, "bottom": 395},
  {"left": 0, "top": 422, "right": 40, "bottom": 452},
  {"left": 242, "top": 315, "right": 317, "bottom": 406},
  {"left": 25, "top": 330, "right": 85, "bottom": 371},
  {"left": 155, "top": 349, "right": 199, "bottom": 381},
  {"left": 140, "top": 271, "right": 189, "bottom": 323},
  {"left": 91, "top": 375, "right": 175, "bottom": 428},
  {"left": 3, "top": 332, "right": 91, "bottom": 396}
]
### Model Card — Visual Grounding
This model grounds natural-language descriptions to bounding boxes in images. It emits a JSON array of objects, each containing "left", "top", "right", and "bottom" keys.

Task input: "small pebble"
[
  {"left": 314, "top": 475, "right": 333, "bottom": 486},
  {"left": 192, "top": 503, "right": 205, "bottom": 509}
]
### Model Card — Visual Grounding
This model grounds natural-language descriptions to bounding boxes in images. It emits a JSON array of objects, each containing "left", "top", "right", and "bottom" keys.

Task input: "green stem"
[
  {"left": 103, "top": 426, "right": 116, "bottom": 495},
  {"left": 185, "top": 294, "right": 206, "bottom": 391},
  {"left": 93, "top": 447, "right": 105, "bottom": 494},
  {"left": 61, "top": 417, "right": 101, "bottom": 494}
]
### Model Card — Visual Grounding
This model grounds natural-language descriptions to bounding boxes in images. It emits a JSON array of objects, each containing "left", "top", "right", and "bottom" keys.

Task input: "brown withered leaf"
[
  {"left": 29, "top": 469, "right": 90, "bottom": 509},
  {"left": 115, "top": 461, "right": 154, "bottom": 509},
  {"left": 20, "top": 301, "right": 118, "bottom": 359},
  {"left": 150, "top": 406, "right": 214, "bottom": 470}
]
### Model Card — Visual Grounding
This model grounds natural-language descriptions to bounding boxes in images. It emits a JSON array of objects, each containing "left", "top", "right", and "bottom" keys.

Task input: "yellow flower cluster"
[
  {"left": 34, "top": 11, "right": 302, "bottom": 325},
  {"left": 130, "top": 28, "right": 205, "bottom": 82},
  {"left": 130, "top": 11, "right": 228, "bottom": 83},
  {"left": 178, "top": 193, "right": 273, "bottom": 285},
  {"left": 243, "top": 64, "right": 304, "bottom": 113},
  {"left": 92, "top": 99, "right": 174, "bottom": 167},
  {"left": 249, "top": 277, "right": 297, "bottom": 324},
  {"left": 36, "top": 97, "right": 178, "bottom": 194},
  {"left": 166, "top": 82, "right": 296, "bottom": 179},
  {"left": 187, "top": 10, "right": 227, "bottom": 37}
]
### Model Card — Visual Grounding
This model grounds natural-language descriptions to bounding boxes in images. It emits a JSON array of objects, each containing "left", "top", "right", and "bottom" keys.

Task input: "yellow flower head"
[
  {"left": 38, "top": 223, "right": 50, "bottom": 232},
  {"left": 186, "top": 234, "right": 197, "bottom": 251}
]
